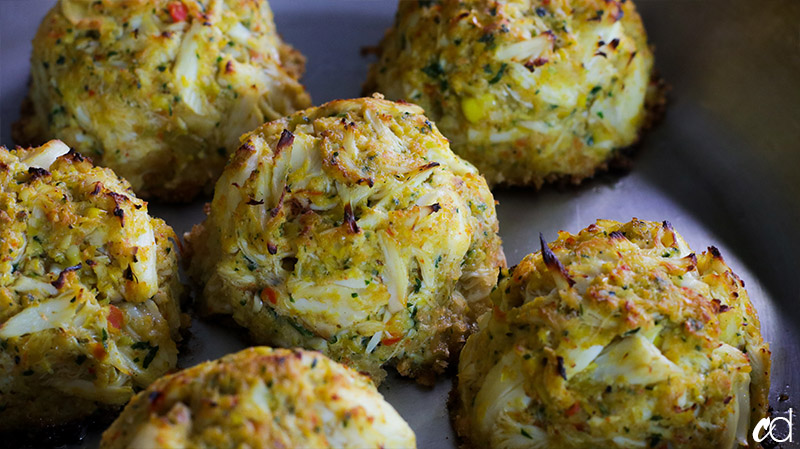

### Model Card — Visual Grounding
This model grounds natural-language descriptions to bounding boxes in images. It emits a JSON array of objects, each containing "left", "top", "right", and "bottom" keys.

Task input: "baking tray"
[{"left": 1, "top": 1, "right": 799, "bottom": 447}]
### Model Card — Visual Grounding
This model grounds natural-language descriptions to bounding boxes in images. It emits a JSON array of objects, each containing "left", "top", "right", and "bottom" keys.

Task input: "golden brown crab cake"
[
  {"left": 365, "top": 0, "right": 662, "bottom": 188},
  {"left": 100, "top": 347, "right": 417, "bottom": 449},
  {"left": 14, "top": 0, "right": 311, "bottom": 201},
  {"left": 186, "top": 95, "right": 505, "bottom": 384},
  {"left": 452, "top": 219, "right": 770, "bottom": 448},
  {"left": 0, "top": 140, "right": 185, "bottom": 431}
]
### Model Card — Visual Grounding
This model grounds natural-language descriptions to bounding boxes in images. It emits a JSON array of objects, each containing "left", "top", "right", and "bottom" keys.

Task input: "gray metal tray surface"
[{"left": 1, "top": 1, "right": 798, "bottom": 447}]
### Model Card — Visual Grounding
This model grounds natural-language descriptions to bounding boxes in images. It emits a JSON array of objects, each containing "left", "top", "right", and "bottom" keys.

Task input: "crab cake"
[
  {"left": 452, "top": 219, "right": 770, "bottom": 448},
  {"left": 365, "top": 0, "right": 662, "bottom": 188},
  {"left": 0, "top": 141, "right": 184, "bottom": 431},
  {"left": 186, "top": 95, "right": 505, "bottom": 384},
  {"left": 14, "top": 0, "right": 311, "bottom": 201},
  {"left": 100, "top": 347, "right": 416, "bottom": 449}
]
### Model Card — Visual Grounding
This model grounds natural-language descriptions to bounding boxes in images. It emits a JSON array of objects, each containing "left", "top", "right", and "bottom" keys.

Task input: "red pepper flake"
[
  {"left": 261, "top": 287, "right": 278, "bottom": 305},
  {"left": 92, "top": 343, "right": 107, "bottom": 360},
  {"left": 107, "top": 305, "right": 124, "bottom": 330},
  {"left": 381, "top": 333, "right": 402, "bottom": 346},
  {"left": 565, "top": 402, "right": 581, "bottom": 417},
  {"left": 168, "top": 1, "right": 188, "bottom": 23}
]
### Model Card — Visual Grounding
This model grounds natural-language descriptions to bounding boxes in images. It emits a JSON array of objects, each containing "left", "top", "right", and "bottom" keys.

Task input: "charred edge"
[
  {"left": 123, "top": 265, "right": 138, "bottom": 282},
  {"left": 357, "top": 178, "right": 375, "bottom": 187},
  {"left": 270, "top": 188, "right": 287, "bottom": 217},
  {"left": 556, "top": 356, "right": 567, "bottom": 380},
  {"left": 684, "top": 253, "right": 697, "bottom": 268},
  {"left": 419, "top": 162, "right": 440, "bottom": 171},
  {"left": 113, "top": 207, "right": 125, "bottom": 226},
  {"left": 239, "top": 142, "right": 256, "bottom": 154},
  {"left": 276, "top": 129, "right": 295, "bottom": 155},
  {"left": 524, "top": 57, "right": 548, "bottom": 72},
  {"left": 51, "top": 263, "right": 82, "bottom": 289},
  {"left": 91, "top": 182, "right": 103, "bottom": 195},
  {"left": 148, "top": 390, "right": 165, "bottom": 411},
  {"left": 453, "top": 11, "right": 470, "bottom": 22},
  {"left": 594, "top": 51, "right": 607, "bottom": 58},
  {"left": 539, "top": 233, "right": 575, "bottom": 287},
  {"left": 430, "top": 203, "right": 441, "bottom": 213},
  {"left": 66, "top": 149, "right": 85, "bottom": 162},
  {"left": 343, "top": 204, "right": 360, "bottom": 234},
  {"left": 711, "top": 299, "right": 731, "bottom": 314},
  {"left": 628, "top": 51, "right": 637, "bottom": 66},
  {"left": 267, "top": 243, "right": 277, "bottom": 255},
  {"left": 662, "top": 220, "right": 673, "bottom": 231},
  {"left": 107, "top": 191, "right": 128, "bottom": 205},
  {"left": 246, "top": 198, "right": 264, "bottom": 205},
  {"left": 27, "top": 166, "right": 50, "bottom": 180},
  {"left": 609, "top": 38, "right": 620, "bottom": 49},
  {"left": 608, "top": 230, "right": 626, "bottom": 240},
  {"left": 708, "top": 246, "right": 723, "bottom": 260}
]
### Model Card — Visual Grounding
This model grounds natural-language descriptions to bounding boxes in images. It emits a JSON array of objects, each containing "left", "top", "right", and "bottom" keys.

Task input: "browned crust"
[
  {"left": 12, "top": 94, "right": 211, "bottom": 203},
  {"left": 278, "top": 41, "right": 307, "bottom": 81},
  {"left": 364, "top": 27, "right": 669, "bottom": 190},
  {"left": 392, "top": 316, "right": 470, "bottom": 387},
  {"left": 11, "top": 93, "right": 40, "bottom": 149},
  {"left": 488, "top": 70, "right": 669, "bottom": 192},
  {"left": 447, "top": 375, "right": 477, "bottom": 449}
]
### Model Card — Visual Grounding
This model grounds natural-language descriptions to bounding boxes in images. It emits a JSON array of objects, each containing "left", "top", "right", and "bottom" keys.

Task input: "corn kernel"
[
  {"left": 86, "top": 207, "right": 104, "bottom": 219},
  {"left": 461, "top": 93, "right": 496, "bottom": 123},
  {"left": 66, "top": 245, "right": 81, "bottom": 266}
]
